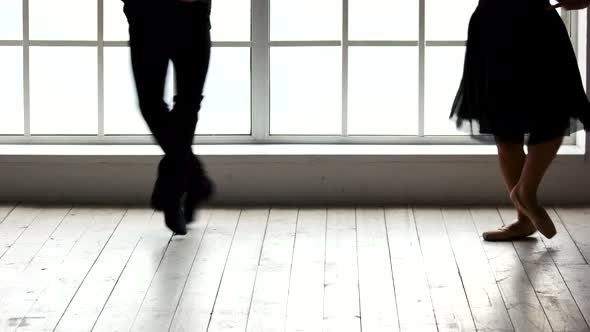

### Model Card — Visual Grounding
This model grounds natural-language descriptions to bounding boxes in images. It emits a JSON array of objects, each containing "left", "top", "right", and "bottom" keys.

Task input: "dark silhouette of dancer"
[
  {"left": 123, "top": 0, "right": 214, "bottom": 235},
  {"left": 451, "top": 0, "right": 590, "bottom": 241}
]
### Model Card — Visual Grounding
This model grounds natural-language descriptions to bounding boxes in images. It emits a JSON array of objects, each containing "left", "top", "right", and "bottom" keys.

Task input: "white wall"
[{"left": 0, "top": 150, "right": 588, "bottom": 205}]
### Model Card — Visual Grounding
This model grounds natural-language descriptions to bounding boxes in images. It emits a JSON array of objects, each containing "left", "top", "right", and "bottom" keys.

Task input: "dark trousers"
[{"left": 123, "top": 1, "right": 211, "bottom": 207}]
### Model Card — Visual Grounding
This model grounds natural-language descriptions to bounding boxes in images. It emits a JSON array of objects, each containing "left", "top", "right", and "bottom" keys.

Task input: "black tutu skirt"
[{"left": 450, "top": 0, "right": 590, "bottom": 144}]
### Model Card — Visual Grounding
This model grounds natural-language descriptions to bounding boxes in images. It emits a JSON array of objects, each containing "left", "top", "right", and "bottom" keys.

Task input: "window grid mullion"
[
  {"left": 98, "top": 0, "right": 104, "bottom": 137},
  {"left": 23, "top": 0, "right": 30, "bottom": 137},
  {"left": 251, "top": 0, "right": 270, "bottom": 141},
  {"left": 571, "top": 10, "right": 578, "bottom": 58},
  {"left": 342, "top": 0, "right": 349, "bottom": 137},
  {"left": 418, "top": 0, "right": 425, "bottom": 137}
]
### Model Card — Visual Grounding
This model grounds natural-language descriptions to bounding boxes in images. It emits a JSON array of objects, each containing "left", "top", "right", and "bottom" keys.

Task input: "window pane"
[
  {"left": 349, "top": 0, "right": 418, "bottom": 41},
  {"left": 425, "top": 0, "right": 477, "bottom": 41},
  {"left": 104, "top": 0, "right": 128, "bottom": 41},
  {"left": 30, "top": 47, "right": 97, "bottom": 134},
  {"left": 211, "top": 0, "right": 250, "bottom": 41},
  {"left": 0, "top": 0, "right": 22, "bottom": 40},
  {"left": 271, "top": 47, "right": 341, "bottom": 135},
  {"left": 198, "top": 48, "right": 251, "bottom": 135},
  {"left": 348, "top": 47, "right": 418, "bottom": 135},
  {"left": 104, "top": 47, "right": 174, "bottom": 135},
  {"left": 271, "top": 0, "right": 341, "bottom": 41},
  {"left": 104, "top": 47, "right": 147, "bottom": 135},
  {"left": 30, "top": 0, "right": 97, "bottom": 40},
  {"left": 0, "top": 47, "right": 24, "bottom": 134},
  {"left": 424, "top": 46, "right": 467, "bottom": 135}
]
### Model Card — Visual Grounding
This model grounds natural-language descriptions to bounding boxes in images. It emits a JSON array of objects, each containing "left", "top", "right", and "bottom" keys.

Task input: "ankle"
[{"left": 513, "top": 185, "right": 539, "bottom": 208}]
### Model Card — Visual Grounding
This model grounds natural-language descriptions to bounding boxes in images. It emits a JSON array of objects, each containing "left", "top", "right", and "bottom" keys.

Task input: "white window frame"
[{"left": 0, "top": 0, "right": 580, "bottom": 145}]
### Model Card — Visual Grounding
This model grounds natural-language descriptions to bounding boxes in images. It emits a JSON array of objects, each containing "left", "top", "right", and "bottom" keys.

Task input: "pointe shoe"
[
  {"left": 482, "top": 220, "right": 536, "bottom": 241},
  {"left": 510, "top": 189, "right": 556, "bottom": 239}
]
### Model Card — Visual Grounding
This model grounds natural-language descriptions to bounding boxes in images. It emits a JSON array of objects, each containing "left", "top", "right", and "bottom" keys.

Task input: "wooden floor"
[{"left": 0, "top": 205, "right": 589, "bottom": 332}]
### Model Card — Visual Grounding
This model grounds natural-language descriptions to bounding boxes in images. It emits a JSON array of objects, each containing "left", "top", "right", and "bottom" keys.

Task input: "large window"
[{"left": 0, "top": 0, "right": 581, "bottom": 144}]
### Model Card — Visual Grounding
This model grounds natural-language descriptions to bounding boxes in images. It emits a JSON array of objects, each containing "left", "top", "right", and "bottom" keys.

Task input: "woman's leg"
[
  {"left": 483, "top": 137, "right": 536, "bottom": 241},
  {"left": 511, "top": 136, "right": 562, "bottom": 238}
]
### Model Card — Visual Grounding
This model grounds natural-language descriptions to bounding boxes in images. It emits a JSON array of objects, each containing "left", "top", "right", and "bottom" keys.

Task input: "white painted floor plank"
[
  {"left": 131, "top": 209, "right": 218, "bottom": 332},
  {"left": 442, "top": 208, "right": 514, "bottom": 332},
  {"left": 498, "top": 207, "right": 590, "bottom": 332},
  {"left": 323, "top": 208, "right": 361, "bottom": 332},
  {"left": 0, "top": 207, "right": 70, "bottom": 275},
  {"left": 14, "top": 208, "right": 127, "bottom": 332},
  {"left": 207, "top": 208, "right": 270, "bottom": 332},
  {"left": 91, "top": 211, "right": 177, "bottom": 332},
  {"left": 0, "top": 205, "right": 587, "bottom": 332},
  {"left": 384, "top": 207, "right": 437, "bottom": 332},
  {"left": 284, "top": 209, "right": 327, "bottom": 332},
  {"left": 522, "top": 262, "right": 590, "bottom": 332},
  {"left": 54, "top": 208, "right": 157, "bottom": 332},
  {"left": 0, "top": 207, "right": 87, "bottom": 332},
  {"left": 413, "top": 208, "right": 477, "bottom": 332},
  {"left": 356, "top": 208, "right": 400, "bottom": 332},
  {"left": 559, "top": 264, "right": 590, "bottom": 329},
  {"left": 555, "top": 208, "right": 590, "bottom": 264},
  {"left": 549, "top": 208, "right": 590, "bottom": 329},
  {"left": 470, "top": 208, "right": 552, "bottom": 332},
  {"left": 0, "top": 204, "right": 17, "bottom": 224},
  {"left": 542, "top": 208, "right": 588, "bottom": 266},
  {"left": 168, "top": 209, "right": 241, "bottom": 332},
  {"left": 0, "top": 207, "right": 72, "bottom": 330},
  {"left": 246, "top": 208, "right": 298, "bottom": 332},
  {"left": 0, "top": 206, "right": 42, "bottom": 259}
]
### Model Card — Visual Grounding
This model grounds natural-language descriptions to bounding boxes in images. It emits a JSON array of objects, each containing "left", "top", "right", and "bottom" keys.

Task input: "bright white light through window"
[
  {"left": 211, "top": 0, "right": 251, "bottom": 41},
  {"left": 425, "top": 47, "right": 469, "bottom": 136},
  {"left": 426, "top": 0, "right": 477, "bottom": 41},
  {"left": 30, "top": 0, "right": 97, "bottom": 40},
  {"left": 104, "top": 47, "right": 149, "bottom": 135},
  {"left": 0, "top": 1, "right": 580, "bottom": 144},
  {"left": 30, "top": 47, "right": 98, "bottom": 134},
  {"left": 349, "top": 0, "right": 418, "bottom": 41},
  {"left": 271, "top": 47, "right": 342, "bottom": 135},
  {"left": 0, "top": 47, "right": 24, "bottom": 134},
  {"left": 199, "top": 47, "right": 251, "bottom": 135},
  {"left": 271, "top": 0, "right": 342, "bottom": 41},
  {"left": 348, "top": 47, "right": 419, "bottom": 135},
  {"left": 104, "top": 0, "right": 128, "bottom": 42},
  {"left": 0, "top": 0, "right": 22, "bottom": 40}
]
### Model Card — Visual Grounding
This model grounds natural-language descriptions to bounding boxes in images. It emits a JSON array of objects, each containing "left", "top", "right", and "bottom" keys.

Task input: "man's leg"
[
  {"left": 169, "top": 2, "right": 213, "bottom": 222},
  {"left": 125, "top": 4, "right": 170, "bottom": 147},
  {"left": 125, "top": 3, "right": 187, "bottom": 234}
]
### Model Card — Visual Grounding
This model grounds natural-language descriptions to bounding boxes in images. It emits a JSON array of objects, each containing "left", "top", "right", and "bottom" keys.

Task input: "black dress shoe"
[
  {"left": 184, "top": 175, "right": 214, "bottom": 223},
  {"left": 151, "top": 160, "right": 176, "bottom": 211},
  {"left": 151, "top": 177, "right": 167, "bottom": 211},
  {"left": 164, "top": 206, "right": 187, "bottom": 235}
]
